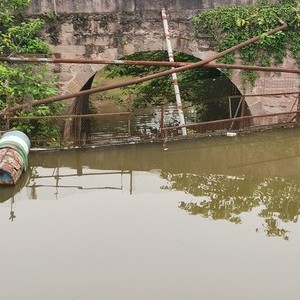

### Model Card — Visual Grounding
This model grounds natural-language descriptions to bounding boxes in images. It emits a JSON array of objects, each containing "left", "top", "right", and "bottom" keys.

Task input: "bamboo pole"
[
  {"left": 162, "top": 8, "right": 186, "bottom": 135},
  {"left": 52, "top": 0, "right": 57, "bottom": 15},
  {"left": 2, "top": 23, "right": 288, "bottom": 114}
]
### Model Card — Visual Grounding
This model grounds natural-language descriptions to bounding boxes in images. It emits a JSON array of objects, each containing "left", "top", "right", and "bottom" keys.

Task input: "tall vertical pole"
[
  {"left": 241, "top": 93, "right": 246, "bottom": 129},
  {"left": 160, "top": 105, "right": 165, "bottom": 138},
  {"left": 161, "top": 8, "right": 187, "bottom": 136},
  {"left": 5, "top": 111, "right": 10, "bottom": 131},
  {"left": 228, "top": 96, "right": 232, "bottom": 119},
  {"left": 52, "top": 0, "right": 58, "bottom": 15},
  {"left": 297, "top": 93, "right": 300, "bottom": 123}
]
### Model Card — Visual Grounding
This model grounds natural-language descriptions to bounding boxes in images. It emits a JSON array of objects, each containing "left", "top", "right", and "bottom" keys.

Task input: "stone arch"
[
  {"left": 57, "top": 34, "right": 299, "bottom": 129},
  {"left": 62, "top": 48, "right": 248, "bottom": 140},
  {"left": 58, "top": 35, "right": 215, "bottom": 97}
]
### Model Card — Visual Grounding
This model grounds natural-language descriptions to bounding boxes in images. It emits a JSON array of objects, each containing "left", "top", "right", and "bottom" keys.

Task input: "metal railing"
[
  {"left": 1, "top": 91, "right": 299, "bottom": 148},
  {"left": 161, "top": 91, "right": 300, "bottom": 141}
]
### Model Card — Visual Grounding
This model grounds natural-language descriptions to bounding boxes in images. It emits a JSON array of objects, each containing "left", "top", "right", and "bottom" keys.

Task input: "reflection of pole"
[
  {"left": 161, "top": 8, "right": 187, "bottom": 136},
  {"left": 54, "top": 167, "right": 59, "bottom": 199},
  {"left": 9, "top": 196, "right": 16, "bottom": 221},
  {"left": 129, "top": 170, "right": 133, "bottom": 195}
]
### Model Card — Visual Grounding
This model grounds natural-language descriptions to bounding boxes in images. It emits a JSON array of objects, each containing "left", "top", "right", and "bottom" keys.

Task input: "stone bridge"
[{"left": 28, "top": 0, "right": 299, "bottom": 124}]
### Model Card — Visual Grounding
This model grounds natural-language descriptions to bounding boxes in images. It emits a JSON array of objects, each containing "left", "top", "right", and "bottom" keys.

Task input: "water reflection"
[
  {"left": 27, "top": 168, "right": 133, "bottom": 199},
  {"left": 0, "top": 171, "right": 29, "bottom": 204},
  {"left": 163, "top": 173, "right": 300, "bottom": 240},
  {"left": 1, "top": 128, "right": 300, "bottom": 239}
]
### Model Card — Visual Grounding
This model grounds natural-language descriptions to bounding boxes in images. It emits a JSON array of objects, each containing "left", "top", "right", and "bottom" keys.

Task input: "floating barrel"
[{"left": 0, "top": 131, "right": 31, "bottom": 185}]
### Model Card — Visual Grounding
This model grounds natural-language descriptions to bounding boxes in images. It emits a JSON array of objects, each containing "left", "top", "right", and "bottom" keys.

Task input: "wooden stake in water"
[{"left": 161, "top": 8, "right": 187, "bottom": 136}]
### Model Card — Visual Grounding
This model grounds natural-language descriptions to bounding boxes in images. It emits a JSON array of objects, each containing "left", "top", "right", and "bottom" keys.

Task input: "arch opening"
[{"left": 68, "top": 51, "right": 251, "bottom": 144}]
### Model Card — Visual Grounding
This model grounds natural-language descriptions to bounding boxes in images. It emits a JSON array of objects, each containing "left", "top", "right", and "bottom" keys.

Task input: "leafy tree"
[{"left": 0, "top": 0, "right": 63, "bottom": 145}]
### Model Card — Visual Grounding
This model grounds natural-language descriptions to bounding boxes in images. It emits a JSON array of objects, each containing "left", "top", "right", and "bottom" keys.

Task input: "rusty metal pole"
[
  {"left": 240, "top": 93, "right": 246, "bottom": 129},
  {"left": 160, "top": 105, "right": 165, "bottom": 138},
  {"left": 3, "top": 23, "right": 287, "bottom": 114},
  {"left": 297, "top": 93, "right": 300, "bottom": 123},
  {"left": 127, "top": 115, "right": 131, "bottom": 136},
  {"left": 4, "top": 111, "right": 10, "bottom": 131},
  {"left": 3, "top": 58, "right": 299, "bottom": 74},
  {"left": 229, "top": 97, "right": 243, "bottom": 131},
  {"left": 162, "top": 8, "right": 187, "bottom": 136},
  {"left": 228, "top": 96, "right": 232, "bottom": 119}
]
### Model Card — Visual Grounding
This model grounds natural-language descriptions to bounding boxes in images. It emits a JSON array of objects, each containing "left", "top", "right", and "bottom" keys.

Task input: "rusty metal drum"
[
  {"left": 0, "top": 130, "right": 31, "bottom": 168},
  {"left": 0, "top": 147, "right": 24, "bottom": 184},
  {"left": 0, "top": 131, "right": 31, "bottom": 185}
]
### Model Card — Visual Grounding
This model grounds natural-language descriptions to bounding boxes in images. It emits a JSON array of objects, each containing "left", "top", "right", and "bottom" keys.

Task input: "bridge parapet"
[{"left": 28, "top": 0, "right": 279, "bottom": 16}]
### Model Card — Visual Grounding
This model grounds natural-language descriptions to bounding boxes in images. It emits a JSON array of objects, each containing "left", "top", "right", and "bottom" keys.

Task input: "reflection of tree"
[
  {"left": 162, "top": 173, "right": 300, "bottom": 240},
  {"left": 255, "top": 178, "right": 300, "bottom": 240},
  {"left": 174, "top": 174, "right": 260, "bottom": 224}
]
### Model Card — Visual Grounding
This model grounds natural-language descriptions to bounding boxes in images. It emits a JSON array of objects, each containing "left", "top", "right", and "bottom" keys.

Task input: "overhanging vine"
[{"left": 192, "top": 0, "right": 300, "bottom": 85}]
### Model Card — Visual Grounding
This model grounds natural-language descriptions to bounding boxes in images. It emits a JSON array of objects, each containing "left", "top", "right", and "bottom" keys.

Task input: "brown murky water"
[{"left": 1, "top": 128, "right": 300, "bottom": 300}]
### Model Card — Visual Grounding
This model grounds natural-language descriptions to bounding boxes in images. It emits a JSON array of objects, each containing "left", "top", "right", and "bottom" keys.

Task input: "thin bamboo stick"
[{"left": 162, "top": 8, "right": 186, "bottom": 135}]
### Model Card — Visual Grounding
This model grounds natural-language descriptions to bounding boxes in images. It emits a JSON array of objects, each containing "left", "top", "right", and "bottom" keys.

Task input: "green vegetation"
[
  {"left": 192, "top": 0, "right": 300, "bottom": 85},
  {"left": 0, "top": 0, "right": 63, "bottom": 145}
]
